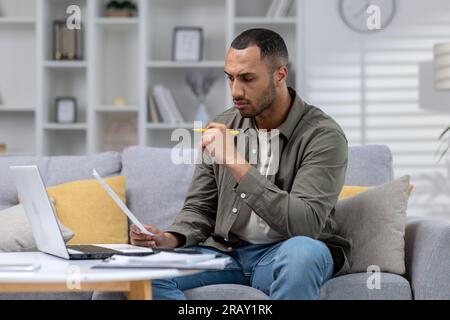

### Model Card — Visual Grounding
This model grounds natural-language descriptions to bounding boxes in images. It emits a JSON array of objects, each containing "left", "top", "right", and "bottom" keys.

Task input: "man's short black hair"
[{"left": 230, "top": 28, "right": 289, "bottom": 67}]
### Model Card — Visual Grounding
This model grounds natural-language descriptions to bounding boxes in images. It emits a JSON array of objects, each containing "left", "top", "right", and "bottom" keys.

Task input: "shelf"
[
  {"left": 43, "top": 60, "right": 87, "bottom": 68},
  {"left": 96, "top": 105, "right": 139, "bottom": 112},
  {"left": 234, "top": 17, "right": 297, "bottom": 25},
  {"left": 1, "top": 0, "right": 299, "bottom": 155},
  {"left": 147, "top": 122, "right": 195, "bottom": 130},
  {"left": 0, "top": 106, "right": 34, "bottom": 112},
  {"left": 43, "top": 123, "right": 87, "bottom": 130},
  {"left": 0, "top": 17, "right": 36, "bottom": 25},
  {"left": 147, "top": 61, "right": 224, "bottom": 68},
  {"left": 96, "top": 17, "right": 139, "bottom": 25},
  {"left": 0, "top": 152, "right": 35, "bottom": 157}
]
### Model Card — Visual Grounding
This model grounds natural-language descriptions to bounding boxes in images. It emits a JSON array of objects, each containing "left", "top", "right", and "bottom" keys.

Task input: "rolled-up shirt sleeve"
[{"left": 166, "top": 161, "right": 218, "bottom": 247}]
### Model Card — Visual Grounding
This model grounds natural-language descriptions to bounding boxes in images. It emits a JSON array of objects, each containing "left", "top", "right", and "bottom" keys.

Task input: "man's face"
[{"left": 224, "top": 46, "right": 277, "bottom": 118}]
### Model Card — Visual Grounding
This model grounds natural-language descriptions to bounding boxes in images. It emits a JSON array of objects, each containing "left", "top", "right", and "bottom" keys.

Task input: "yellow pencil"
[{"left": 192, "top": 128, "right": 240, "bottom": 136}]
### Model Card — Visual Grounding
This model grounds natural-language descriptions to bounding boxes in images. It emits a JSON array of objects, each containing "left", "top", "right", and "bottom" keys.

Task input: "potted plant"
[
  {"left": 437, "top": 126, "right": 450, "bottom": 162},
  {"left": 105, "top": 1, "right": 138, "bottom": 17}
]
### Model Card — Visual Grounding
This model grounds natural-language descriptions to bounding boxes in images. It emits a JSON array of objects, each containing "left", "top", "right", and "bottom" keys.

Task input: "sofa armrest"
[{"left": 405, "top": 217, "right": 450, "bottom": 299}]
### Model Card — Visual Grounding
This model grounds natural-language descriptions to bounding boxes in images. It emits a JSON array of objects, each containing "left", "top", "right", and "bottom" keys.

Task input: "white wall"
[{"left": 301, "top": 0, "right": 450, "bottom": 219}]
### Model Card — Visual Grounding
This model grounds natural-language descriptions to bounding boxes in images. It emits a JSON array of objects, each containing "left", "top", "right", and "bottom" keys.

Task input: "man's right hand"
[{"left": 130, "top": 224, "right": 182, "bottom": 248}]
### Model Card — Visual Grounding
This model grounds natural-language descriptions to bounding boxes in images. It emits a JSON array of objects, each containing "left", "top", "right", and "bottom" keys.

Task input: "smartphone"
[
  {"left": 154, "top": 248, "right": 207, "bottom": 255},
  {"left": 0, "top": 263, "right": 41, "bottom": 272}
]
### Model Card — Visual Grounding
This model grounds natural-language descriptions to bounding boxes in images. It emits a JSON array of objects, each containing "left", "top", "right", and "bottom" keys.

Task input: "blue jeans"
[{"left": 152, "top": 236, "right": 334, "bottom": 300}]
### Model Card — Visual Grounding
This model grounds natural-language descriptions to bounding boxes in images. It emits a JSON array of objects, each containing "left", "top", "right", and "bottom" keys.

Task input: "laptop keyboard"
[{"left": 67, "top": 245, "right": 119, "bottom": 254}]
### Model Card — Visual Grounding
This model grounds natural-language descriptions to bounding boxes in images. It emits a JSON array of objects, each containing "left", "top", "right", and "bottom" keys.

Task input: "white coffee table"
[{"left": 0, "top": 252, "right": 200, "bottom": 300}]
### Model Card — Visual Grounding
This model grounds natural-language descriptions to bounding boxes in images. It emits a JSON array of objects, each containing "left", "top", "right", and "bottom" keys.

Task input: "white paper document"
[
  {"left": 92, "top": 169, "right": 155, "bottom": 237},
  {"left": 95, "top": 244, "right": 154, "bottom": 254},
  {"left": 93, "top": 252, "right": 232, "bottom": 270}
]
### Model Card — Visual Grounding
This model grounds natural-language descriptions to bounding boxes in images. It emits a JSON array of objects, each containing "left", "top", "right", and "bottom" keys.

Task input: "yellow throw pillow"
[
  {"left": 46, "top": 176, "right": 128, "bottom": 245},
  {"left": 339, "top": 184, "right": 414, "bottom": 200}
]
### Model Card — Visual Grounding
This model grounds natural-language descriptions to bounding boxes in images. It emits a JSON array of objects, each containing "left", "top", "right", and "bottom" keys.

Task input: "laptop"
[{"left": 9, "top": 165, "right": 154, "bottom": 260}]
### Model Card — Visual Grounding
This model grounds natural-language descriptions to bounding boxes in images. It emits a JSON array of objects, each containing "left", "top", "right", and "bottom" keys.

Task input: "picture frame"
[
  {"left": 53, "top": 20, "right": 83, "bottom": 60},
  {"left": 55, "top": 97, "right": 77, "bottom": 123},
  {"left": 172, "top": 27, "right": 203, "bottom": 62}
]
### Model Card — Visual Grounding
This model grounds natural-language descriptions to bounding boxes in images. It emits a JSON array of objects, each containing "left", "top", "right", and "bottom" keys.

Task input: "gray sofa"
[{"left": 0, "top": 145, "right": 449, "bottom": 300}]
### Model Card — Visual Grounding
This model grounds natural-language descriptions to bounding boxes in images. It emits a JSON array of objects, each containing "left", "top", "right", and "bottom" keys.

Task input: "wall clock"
[{"left": 339, "top": 0, "right": 396, "bottom": 33}]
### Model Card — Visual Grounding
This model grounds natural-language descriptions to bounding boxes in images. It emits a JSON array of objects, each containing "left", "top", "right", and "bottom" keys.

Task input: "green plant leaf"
[
  {"left": 439, "top": 126, "right": 450, "bottom": 140},
  {"left": 106, "top": 0, "right": 121, "bottom": 10}
]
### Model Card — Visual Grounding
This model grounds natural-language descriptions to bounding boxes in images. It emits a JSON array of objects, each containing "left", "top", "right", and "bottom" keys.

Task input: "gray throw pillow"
[
  {"left": 335, "top": 175, "right": 410, "bottom": 275},
  {"left": 0, "top": 204, "right": 74, "bottom": 252}
]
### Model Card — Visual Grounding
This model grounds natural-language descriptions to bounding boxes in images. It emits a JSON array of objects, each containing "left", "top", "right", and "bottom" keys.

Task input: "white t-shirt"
[{"left": 230, "top": 129, "right": 285, "bottom": 244}]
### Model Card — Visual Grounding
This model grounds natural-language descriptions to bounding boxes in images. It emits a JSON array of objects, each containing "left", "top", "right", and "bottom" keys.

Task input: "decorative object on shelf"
[
  {"left": 105, "top": 1, "right": 138, "bottom": 17},
  {"left": 55, "top": 97, "right": 77, "bottom": 123},
  {"left": 113, "top": 96, "right": 128, "bottom": 107},
  {"left": 185, "top": 72, "right": 217, "bottom": 125},
  {"left": 53, "top": 20, "right": 83, "bottom": 60},
  {"left": 102, "top": 114, "right": 137, "bottom": 152},
  {"left": 0, "top": 144, "right": 6, "bottom": 155},
  {"left": 339, "top": 0, "right": 396, "bottom": 33},
  {"left": 173, "top": 27, "right": 203, "bottom": 62}
]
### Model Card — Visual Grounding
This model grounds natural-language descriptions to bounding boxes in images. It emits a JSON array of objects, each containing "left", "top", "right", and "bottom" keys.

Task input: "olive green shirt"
[{"left": 167, "top": 88, "right": 352, "bottom": 275}]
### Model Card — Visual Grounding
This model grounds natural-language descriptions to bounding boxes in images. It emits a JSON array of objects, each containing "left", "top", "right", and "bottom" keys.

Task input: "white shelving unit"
[
  {"left": 0, "top": 0, "right": 301, "bottom": 156},
  {"left": 0, "top": 0, "right": 37, "bottom": 156},
  {"left": 0, "top": 17, "right": 36, "bottom": 24}
]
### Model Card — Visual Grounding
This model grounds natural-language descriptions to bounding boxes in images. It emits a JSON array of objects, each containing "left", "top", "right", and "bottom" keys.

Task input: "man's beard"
[{"left": 235, "top": 80, "right": 276, "bottom": 118}]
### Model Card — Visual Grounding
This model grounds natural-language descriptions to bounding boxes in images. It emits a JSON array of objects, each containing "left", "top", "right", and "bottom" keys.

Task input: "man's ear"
[{"left": 275, "top": 66, "right": 288, "bottom": 84}]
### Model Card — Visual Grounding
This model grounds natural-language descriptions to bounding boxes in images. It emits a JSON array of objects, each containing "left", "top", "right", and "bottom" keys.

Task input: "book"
[
  {"left": 147, "top": 90, "right": 160, "bottom": 123},
  {"left": 162, "top": 86, "right": 185, "bottom": 123},
  {"left": 273, "top": 0, "right": 293, "bottom": 17},
  {"left": 153, "top": 84, "right": 176, "bottom": 123},
  {"left": 266, "top": 0, "right": 279, "bottom": 17},
  {"left": 93, "top": 252, "right": 232, "bottom": 270}
]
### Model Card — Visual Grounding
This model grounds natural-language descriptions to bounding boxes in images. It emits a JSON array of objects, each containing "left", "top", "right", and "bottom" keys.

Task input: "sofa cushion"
[
  {"left": 0, "top": 152, "right": 122, "bottom": 210},
  {"left": 121, "top": 146, "right": 195, "bottom": 231},
  {"left": 184, "top": 284, "right": 270, "bottom": 300},
  {"left": 319, "top": 273, "right": 412, "bottom": 300},
  {"left": 0, "top": 204, "right": 74, "bottom": 252},
  {"left": 346, "top": 145, "right": 394, "bottom": 186},
  {"left": 335, "top": 175, "right": 410, "bottom": 275},
  {"left": 46, "top": 176, "right": 128, "bottom": 244},
  {"left": 339, "top": 184, "right": 413, "bottom": 200}
]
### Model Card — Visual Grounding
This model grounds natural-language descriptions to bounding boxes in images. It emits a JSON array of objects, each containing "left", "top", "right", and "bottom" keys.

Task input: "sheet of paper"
[
  {"left": 93, "top": 252, "right": 231, "bottom": 270},
  {"left": 92, "top": 169, "right": 155, "bottom": 237},
  {"left": 96, "top": 244, "right": 154, "bottom": 254}
]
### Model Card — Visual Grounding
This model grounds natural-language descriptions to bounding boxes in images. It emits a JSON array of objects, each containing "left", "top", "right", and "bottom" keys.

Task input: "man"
[{"left": 131, "top": 28, "right": 351, "bottom": 300}]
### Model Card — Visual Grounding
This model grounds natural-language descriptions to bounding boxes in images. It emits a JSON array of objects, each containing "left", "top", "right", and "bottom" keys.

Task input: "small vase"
[{"left": 194, "top": 100, "right": 210, "bottom": 126}]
